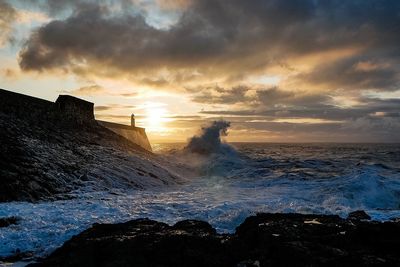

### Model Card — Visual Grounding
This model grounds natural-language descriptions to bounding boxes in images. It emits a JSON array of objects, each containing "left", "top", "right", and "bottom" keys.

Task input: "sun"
[
  {"left": 145, "top": 106, "right": 170, "bottom": 133},
  {"left": 147, "top": 108, "right": 164, "bottom": 126}
]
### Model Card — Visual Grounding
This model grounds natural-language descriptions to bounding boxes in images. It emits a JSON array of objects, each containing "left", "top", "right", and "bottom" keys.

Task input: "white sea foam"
[{"left": 1, "top": 143, "right": 400, "bottom": 261}]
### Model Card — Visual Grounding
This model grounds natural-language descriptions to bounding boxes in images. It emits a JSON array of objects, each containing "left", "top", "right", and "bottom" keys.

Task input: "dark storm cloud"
[
  {"left": 140, "top": 77, "right": 170, "bottom": 88},
  {"left": 191, "top": 85, "right": 250, "bottom": 104},
  {"left": 200, "top": 96, "right": 400, "bottom": 142},
  {"left": 240, "top": 119, "right": 400, "bottom": 142},
  {"left": 15, "top": 0, "right": 122, "bottom": 16},
  {"left": 0, "top": 0, "right": 16, "bottom": 21},
  {"left": 17, "top": 0, "right": 400, "bottom": 91},
  {"left": 200, "top": 96, "right": 400, "bottom": 122},
  {"left": 200, "top": 108, "right": 351, "bottom": 121},
  {"left": 255, "top": 87, "right": 331, "bottom": 108},
  {"left": 298, "top": 56, "right": 400, "bottom": 91},
  {"left": 19, "top": 1, "right": 227, "bottom": 72},
  {"left": 192, "top": 85, "right": 331, "bottom": 109}
]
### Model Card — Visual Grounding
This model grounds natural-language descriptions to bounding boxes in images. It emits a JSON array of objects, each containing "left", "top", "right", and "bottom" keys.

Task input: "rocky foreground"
[
  {"left": 0, "top": 90, "right": 180, "bottom": 202},
  {"left": 0, "top": 216, "right": 19, "bottom": 228},
  {"left": 29, "top": 212, "right": 400, "bottom": 267}
]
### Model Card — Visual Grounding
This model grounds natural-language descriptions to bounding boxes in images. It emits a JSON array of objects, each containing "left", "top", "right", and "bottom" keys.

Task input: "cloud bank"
[{"left": 5, "top": 0, "right": 400, "bottom": 141}]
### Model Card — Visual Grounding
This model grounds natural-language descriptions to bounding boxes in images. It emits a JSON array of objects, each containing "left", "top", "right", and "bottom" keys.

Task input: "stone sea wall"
[
  {"left": 0, "top": 89, "right": 54, "bottom": 121},
  {"left": 97, "top": 121, "right": 152, "bottom": 151},
  {"left": 0, "top": 88, "right": 152, "bottom": 151}
]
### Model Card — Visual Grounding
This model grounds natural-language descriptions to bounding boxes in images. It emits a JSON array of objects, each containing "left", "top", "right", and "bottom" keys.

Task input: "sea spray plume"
[{"left": 184, "top": 120, "right": 231, "bottom": 155}]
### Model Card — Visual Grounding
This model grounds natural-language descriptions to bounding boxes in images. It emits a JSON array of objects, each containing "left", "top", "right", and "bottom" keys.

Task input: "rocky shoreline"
[{"left": 26, "top": 211, "right": 400, "bottom": 267}]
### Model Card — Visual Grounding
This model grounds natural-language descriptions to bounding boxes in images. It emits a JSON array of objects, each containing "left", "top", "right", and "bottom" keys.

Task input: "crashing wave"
[{"left": 184, "top": 120, "right": 234, "bottom": 155}]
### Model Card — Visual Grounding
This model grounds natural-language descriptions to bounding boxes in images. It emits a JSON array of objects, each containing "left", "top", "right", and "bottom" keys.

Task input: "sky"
[{"left": 1, "top": 0, "right": 400, "bottom": 143}]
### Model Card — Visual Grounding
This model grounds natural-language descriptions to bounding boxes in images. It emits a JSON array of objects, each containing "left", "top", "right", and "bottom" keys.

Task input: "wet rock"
[
  {"left": 30, "top": 213, "right": 400, "bottom": 267},
  {"left": 172, "top": 219, "right": 217, "bottom": 235},
  {"left": 0, "top": 251, "right": 34, "bottom": 263},
  {"left": 29, "top": 219, "right": 231, "bottom": 267},
  {"left": 0, "top": 216, "right": 19, "bottom": 228},
  {"left": 347, "top": 210, "right": 371, "bottom": 221}
]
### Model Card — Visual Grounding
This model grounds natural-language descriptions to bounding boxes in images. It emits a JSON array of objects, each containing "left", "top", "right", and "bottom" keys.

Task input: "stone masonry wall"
[{"left": 97, "top": 121, "right": 152, "bottom": 151}]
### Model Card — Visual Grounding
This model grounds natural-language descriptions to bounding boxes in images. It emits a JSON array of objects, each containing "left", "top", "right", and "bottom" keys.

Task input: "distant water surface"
[{"left": 1, "top": 143, "right": 400, "bottom": 259}]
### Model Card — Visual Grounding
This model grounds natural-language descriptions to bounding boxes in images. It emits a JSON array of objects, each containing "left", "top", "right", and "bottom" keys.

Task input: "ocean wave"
[{"left": 1, "top": 143, "right": 400, "bottom": 260}]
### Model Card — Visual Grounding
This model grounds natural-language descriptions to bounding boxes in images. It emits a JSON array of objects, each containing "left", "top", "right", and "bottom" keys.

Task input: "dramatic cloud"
[
  {"left": 297, "top": 57, "right": 400, "bottom": 91},
  {"left": 1, "top": 68, "right": 18, "bottom": 79},
  {"left": 71, "top": 85, "right": 105, "bottom": 95},
  {"left": 202, "top": 96, "right": 400, "bottom": 119},
  {"left": 18, "top": 1, "right": 400, "bottom": 89},
  {"left": 4, "top": 0, "right": 400, "bottom": 141},
  {"left": 0, "top": 0, "right": 17, "bottom": 46},
  {"left": 192, "top": 85, "right": 331, "bottom": 108},
  {"left": 94, "top": 104, "right": 135, "bottom": 111},
  {"left": 71, "top": 85, "right": 139, "bottom": 97},
  {"left": 120, "top": 92, "right": 138, "bottom": 97},
  {"left": 191, "top": 86, "right": 250, "bottom": 104},
  {"left": 94, "top": 105, "right": 112, "bottom": 111}
]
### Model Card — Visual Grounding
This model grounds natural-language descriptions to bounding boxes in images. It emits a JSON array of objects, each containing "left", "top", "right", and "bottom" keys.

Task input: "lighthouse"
[{"left": 131, "top": 113, "right": 135, "bottom": 128}]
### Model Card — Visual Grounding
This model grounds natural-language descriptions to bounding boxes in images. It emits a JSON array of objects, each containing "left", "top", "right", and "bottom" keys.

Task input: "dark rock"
[
  {"left": 347, "top": 210, "right": 371, "bottom": 221},
  {"left": 29, "top": 219, "right": 231, "bottom": 267},
  {"left": 172, "top": 220, "right": 217, "bottom": 235},
  {"left": 29, "top": 213, "right": 400, "bottom": 267},
  {"left": 0, "top": 251, "right": 34, "bottom": 263},
  {"left": 0, "top": 216, "right": 19, "bottom": 228}
]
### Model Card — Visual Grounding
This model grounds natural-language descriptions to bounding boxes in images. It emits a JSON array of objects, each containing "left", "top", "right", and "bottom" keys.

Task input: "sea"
[{"left": 1, "top": 142, "right": 400, "bottom": 260}]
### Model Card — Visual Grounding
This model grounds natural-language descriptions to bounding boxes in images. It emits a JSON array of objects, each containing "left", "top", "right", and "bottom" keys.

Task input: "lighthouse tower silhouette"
[{"left": 131, "top": 114, "right": 135, "bottom": 128}]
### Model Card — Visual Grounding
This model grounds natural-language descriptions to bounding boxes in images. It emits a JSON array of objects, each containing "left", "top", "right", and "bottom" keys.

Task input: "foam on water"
[{"left": 1, "top": 142, "right": 400, "bottom": 260}]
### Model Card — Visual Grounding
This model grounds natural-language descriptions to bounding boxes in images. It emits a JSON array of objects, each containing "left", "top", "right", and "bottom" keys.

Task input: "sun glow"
[{"left": 144, "top": 104, "right": 172, "bottom": 133}]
